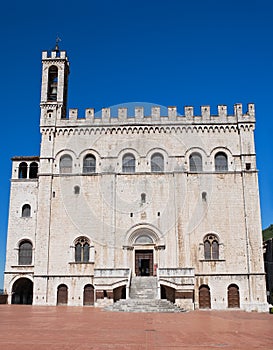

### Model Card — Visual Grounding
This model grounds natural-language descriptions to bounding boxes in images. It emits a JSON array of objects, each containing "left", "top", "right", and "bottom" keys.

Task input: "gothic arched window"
[
  {"left": 151, "top": 153, "right": 164, "bottom": 172},
  {"left": 204, "top": 234, "right": 219, "bottom": 260},
  {"left": 75, "top": 237, "right": 90, "bottom": 263},
  {"left": 215, "top": 152, "right": 228, "bottom": 172},
  {"left": 122, "top": 153, "right": 135, "bottom": 173},
  {"left": 22, "top": 204, "right": 31, "bottom": 218},
  {"left": 83, "top": 154, "right": 96, "bottom": 173},
  {"left": 60, "top": 155, "right": 72, "bottom": 174},
  {"left": 18, "top": 240, "right": 33, "bottom": 265},
  {"left": 189, "top": 152, "right": 203, "bottom": 172}
]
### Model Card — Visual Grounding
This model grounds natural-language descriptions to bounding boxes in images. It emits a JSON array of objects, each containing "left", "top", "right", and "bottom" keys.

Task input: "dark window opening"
[
  {"left": 47, "top": 65, "right": 58, "bottom": 101},
  {"left": 29, "top": 162, "right": 38, "bottom": 179},
  {"left": 74, "top": 186, "right": 80, "bottom": 195},
  {"left": 141, "top": 193, "right": 146, "bottom": 204},
  {"left": 246, "top": 163, "right": 251, "bottom": 170},
  {"left": 19, "top": 162, "right": 28, "bottom": 179},
  {"left": 22, "top": 204, "right": 31, "bottom": 218},
  {"left": 202, "top": 192, "right": 207, "bottom": 201}
]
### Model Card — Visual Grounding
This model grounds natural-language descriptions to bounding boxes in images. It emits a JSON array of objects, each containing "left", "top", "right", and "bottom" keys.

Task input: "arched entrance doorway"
[
  {"left": 126, "top": 225, "right": 164, "bottom": 277},
  {"left": 83, "top": 284, "right": 94, "bottom": 305},
  {"left": 199, "top": 285, "right": 211, "bottom": 309},
  {"left": 11, "top": 278, "right": 33, "bottom": 305},
  {"left": 134, "top": 232, "right": 155, "bottom": 276},
  {"left": 228, "top": 284, "right": 240, "bottom": 308},
  {"left": 57, "top": 284, "right": 68, "bottom": 305}
]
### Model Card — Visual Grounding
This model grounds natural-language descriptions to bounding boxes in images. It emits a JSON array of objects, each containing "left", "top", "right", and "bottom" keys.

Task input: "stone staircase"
[
  {"left": 105, "top": 276, "right": 185, "bottom": 313},
  {"left": 130, "top": 276, "right": 158, "bottom": 299}
]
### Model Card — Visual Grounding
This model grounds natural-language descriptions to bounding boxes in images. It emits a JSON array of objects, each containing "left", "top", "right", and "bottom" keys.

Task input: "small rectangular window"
[{"left": 246, "top": 163, "right": 251, "bottom": 170}]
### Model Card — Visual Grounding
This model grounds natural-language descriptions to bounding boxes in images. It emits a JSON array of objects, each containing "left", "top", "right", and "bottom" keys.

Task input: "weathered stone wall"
[{"left": 4, "top": 48, "right": 267, "bottom": 311}]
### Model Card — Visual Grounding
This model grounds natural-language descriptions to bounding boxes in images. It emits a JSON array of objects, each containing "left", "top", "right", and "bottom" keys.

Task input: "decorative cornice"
[{"left": 40, "top": 123, "right": 254, "bottom": 136}]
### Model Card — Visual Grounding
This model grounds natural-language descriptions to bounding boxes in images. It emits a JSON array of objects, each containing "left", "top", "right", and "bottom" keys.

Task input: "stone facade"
[{"left": 4, "top": 47, "right": 267, "bottom": 311}]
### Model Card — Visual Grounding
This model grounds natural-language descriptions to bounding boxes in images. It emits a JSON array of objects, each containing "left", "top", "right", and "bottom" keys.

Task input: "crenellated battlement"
[
  {"left": 40, "top": 103, "right": 255, "bottom": 126},
  {"left": 42, "top": 50, "right": 67, "bottom": 60}
]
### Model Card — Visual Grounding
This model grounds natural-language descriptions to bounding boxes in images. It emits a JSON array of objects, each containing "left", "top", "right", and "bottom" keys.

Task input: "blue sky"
[{"left": 0, "top": 0, "right": 272, "bottom": 289}]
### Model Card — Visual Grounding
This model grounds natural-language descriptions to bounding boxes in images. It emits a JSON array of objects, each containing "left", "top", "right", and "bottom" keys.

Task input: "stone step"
[
  {"left": 129, "top": 276, "right": 158, "bottom": 299},
  {"left": 104, "top": 298, "right": 185, "bottom": 313}
]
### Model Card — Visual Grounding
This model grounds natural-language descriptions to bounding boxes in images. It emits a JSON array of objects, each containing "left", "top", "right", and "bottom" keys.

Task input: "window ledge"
[
  {"left": 69, "top": 262, "right": 94, "bottom": 265},
  {"left": 11, "top": 265, "right": 34, "bottom": 268},
  {"left": 200, "top": 259, "right": 225, "bottom": 262}
]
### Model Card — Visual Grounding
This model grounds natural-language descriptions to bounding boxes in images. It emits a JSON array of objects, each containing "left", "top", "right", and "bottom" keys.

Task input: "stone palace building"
[{"left": 4, "top": 45, "right": 267, "bottom": 311}]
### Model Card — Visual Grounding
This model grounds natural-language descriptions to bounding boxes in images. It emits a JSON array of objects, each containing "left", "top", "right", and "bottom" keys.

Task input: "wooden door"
[
  {"left": 83, "top": 284, "right": 94, "bottom": 305},
  {"left": 228, "top": 285, "right": 240, "bottom": 308},
  {"left": 57, "top": 284, "right": 68, "bottom": 305},
  {"left": 199, "top": 285, "right": 211, "bottom": 309}
]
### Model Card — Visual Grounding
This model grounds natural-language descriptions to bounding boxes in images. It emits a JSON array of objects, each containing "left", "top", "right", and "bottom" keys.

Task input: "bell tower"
[{"left": 40, "top": 40, "right": 70, "bottom": 124}]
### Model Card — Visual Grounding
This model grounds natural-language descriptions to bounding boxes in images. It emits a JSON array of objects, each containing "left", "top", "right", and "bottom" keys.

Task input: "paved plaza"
[{"left": 0, "top": 305, "right": 272, "bottom": 349}]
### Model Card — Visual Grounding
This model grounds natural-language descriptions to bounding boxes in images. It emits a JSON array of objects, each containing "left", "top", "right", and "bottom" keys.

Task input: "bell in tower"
[{"left": 47, "top": 66, "right": 58, "bottom": 101}]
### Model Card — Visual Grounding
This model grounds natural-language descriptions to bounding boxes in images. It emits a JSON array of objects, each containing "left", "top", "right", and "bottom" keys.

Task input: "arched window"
[
  {"left": 204, "top": 234, "right": 219, "bottom": 260},
  {"left": 18, "top": 162, "right": 28, "bottom": 179},
  {"left": 29, "top": 162, "right": 38, "bottom": 179},
  {"left": 83, "top": 154, "right": 96, "bottom": 173},
  {"left": 60, "top": 155, "right": 72, "bottom": 174},
  {"left": 189, "top": 152, "right": 203, "bottom": 172},
  {"left": 215, "top": 152, "right": 228, "bottom": 171},
  {"left": 74, "top": 186, "right": 80, "bottom": 195},
  {"left": 18, "top": 240, "right": 33, "bottom": 265},
  {"left": 122, "top": 153, "right": 135, "bottom": 173},
  {"left": 151, "top": 153, "right": 164, "bottom": 172},
  {"left": 22, "top": 204, "right": 31, "bottom": 218},
  {"left": 47, "top": 65, "right": 58, "bottom": 101},
  {"left": 75, "top": 237, "right": 90, "bottom": 263}
]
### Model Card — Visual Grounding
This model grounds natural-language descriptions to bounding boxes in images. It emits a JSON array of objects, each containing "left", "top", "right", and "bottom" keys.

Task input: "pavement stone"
[{"left": 0, "top": 305, "right": 272, "bottom": 349}]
